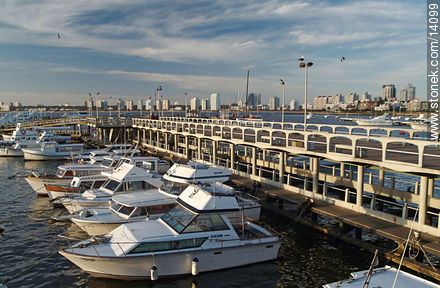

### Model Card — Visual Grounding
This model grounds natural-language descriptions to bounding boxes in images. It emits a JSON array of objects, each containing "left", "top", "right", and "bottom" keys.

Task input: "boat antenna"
[{"left": 245, "top": 70, "right": 249, "bottom": 118}]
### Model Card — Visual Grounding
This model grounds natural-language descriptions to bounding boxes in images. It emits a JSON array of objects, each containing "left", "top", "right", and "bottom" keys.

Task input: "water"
[{"left": 0, "top": 158, "right": 387, "bottom": 287}]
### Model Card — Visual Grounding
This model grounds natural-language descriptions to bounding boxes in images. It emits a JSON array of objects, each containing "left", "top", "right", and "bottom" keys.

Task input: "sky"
[{"left": 0, "top": 0, "right": 426, "bottom": 106}]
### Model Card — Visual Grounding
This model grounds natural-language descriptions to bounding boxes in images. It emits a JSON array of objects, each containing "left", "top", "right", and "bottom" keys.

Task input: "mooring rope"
[{"left": 0, "top": 250, "right": 59, "bottom": 285}]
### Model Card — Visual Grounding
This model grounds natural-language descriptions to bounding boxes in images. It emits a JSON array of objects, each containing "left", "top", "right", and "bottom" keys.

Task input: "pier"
[{"left": 122, "top": 116, "right": 440, "bottom": 274}]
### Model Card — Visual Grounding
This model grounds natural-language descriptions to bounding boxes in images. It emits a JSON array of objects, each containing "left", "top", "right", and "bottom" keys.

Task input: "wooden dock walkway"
[{"left": 230, "top": 174, "right": 440, "bottom": 258}]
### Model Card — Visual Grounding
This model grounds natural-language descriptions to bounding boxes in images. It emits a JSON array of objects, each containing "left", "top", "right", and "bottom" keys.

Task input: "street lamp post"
[
  {"left": 298, "top": 57, "right": 313, "bottom": 130},
  {"left": 280, "top": 79, "right": 285, "bottom": 125},
  {"left": 156, "top": 86, "right": 162, "bottom": 118}
]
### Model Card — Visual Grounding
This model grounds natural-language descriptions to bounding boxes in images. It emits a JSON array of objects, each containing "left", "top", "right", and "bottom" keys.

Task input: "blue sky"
[{"left": 0, "top": 0, "right": 425, "bottom": 105}]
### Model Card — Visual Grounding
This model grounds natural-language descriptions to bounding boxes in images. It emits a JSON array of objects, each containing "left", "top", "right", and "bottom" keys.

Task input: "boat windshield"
[
  {"left": 56, "top": 168, "right": 65, "bottom": 177},
  {"left": 160, "top": 179, "right": 189, "bottom": 196},
  {"left": 101, "top": 158, "right": 114, "bottom": 168},
  {"left": 103, "top": 179, "right": 121, "bottom": 192},
  {"left": 160, "top": 205, "right": 196, "bottom": 233}
]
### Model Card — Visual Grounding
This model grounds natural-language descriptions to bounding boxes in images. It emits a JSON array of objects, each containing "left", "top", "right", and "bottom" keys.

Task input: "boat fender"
[
  {"left": 191, "top": 257, "right": 199, "bottom": 276},
  {"left": 20, "top": 129, "right": 26, "bottom": 135},
  {"left": 150, "top": 265, "right": 158, "bottom": 281}
]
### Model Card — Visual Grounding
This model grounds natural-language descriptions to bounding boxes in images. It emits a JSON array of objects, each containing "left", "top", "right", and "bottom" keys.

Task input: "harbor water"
[{"left": 0, "top": 157, "right": 381, "bottom": 288}]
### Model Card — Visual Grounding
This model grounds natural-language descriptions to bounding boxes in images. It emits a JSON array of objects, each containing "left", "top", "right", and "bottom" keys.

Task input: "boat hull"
[
  {"left": 25, "top": 176, "right": 72, "bottom": 196},
  {"left": 60, "top": 240, "right": 281, "bottom": 280},
  {"left": 0, "top": 147, "right": 23, "bottom": 157},
  {"left": 62, "top": 199, "right": 109, "bottom": 214},
  {"left": 71, "top": 218, "right": 124, "bottom": 236},
  {"left": 23, "top": 151, "right": 71, "bottom": 161},
  {"left": 46, "top": 185, "right": 80, "bottom": 200}
]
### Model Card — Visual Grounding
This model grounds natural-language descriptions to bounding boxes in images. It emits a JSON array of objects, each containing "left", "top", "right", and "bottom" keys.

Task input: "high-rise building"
[
  {"left": 162, "top": 99, "right": 170, "bottom": 110},
  {"left": 398, "top": 89, "right": 408, "bottom": 102},
  {"left": 145, "top": 99, "right": 153, "bottom": 111},
  {"left": 382, "top": 84, "right": 396, "bottom": 100},
  {"left": 87, "top": 100, "right": 94, "bottom": 108},
  {"left": 290, "top": 99, "right": 299, "bottom": 110},
  {"left": 333, "top": 93, "right": 344, "bottom": 103},
  {"left": 190, "top": 97, "right": 200, "bottom": 111},
  {"left": 210, "top": 93, "right": 220, "bottom": 111},
  {"left": 97, "top": 100, "right": 108, "bottom": 109},
  {"left": 359, "top": 92, "right": 371, "bottom": 102},
  {"left": 313, "top": 96, "right": 329, "bottom": 110},
  {"left": 137, "top": 100, "right": 144, "bottom": 111},
  {"left": 126, "top": 100, "right": 134, "bottom": 111},
  {"left": 201, "top": 98, "right": 210, "bottom": 111},
  {"left": 247, "top": 92, "right": 261, "bottom": 109},
  {"left": 345, "top": 93, "right": 358, "bottom": 104},
  {"left": 269, "top": 96, "right": 280, "bottom": 110},
  {"left": 400, "top": 83, "right": 416, "bottom": 101}
]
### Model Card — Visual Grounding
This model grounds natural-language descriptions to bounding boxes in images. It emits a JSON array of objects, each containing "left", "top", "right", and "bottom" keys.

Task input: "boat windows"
[
  {"left": 128, "top": 237, "right": 207, "bottom": 254},
  {"left": 130, "top": 207, "right": 148, "bottom": 217},
  {"left": 92, "top": 181, "right": 105, "bottom": 188},
  {"left": 118, "top": 205, "right": 134, "bottom": 216},
  {"left": 147, "top": 203, "right": 176, "bottom": 215},
  {"left": 183, "top": 214, "right": 229, "bottom": 233},
  {"left": 110, "top": 202, "right": 122, "bottom": 212},
  {"left": 101, "top": 159, "right": 113, "bottom": 168},
  {"left": 160, "top": 205, "right": 196, "bottom": 233},
  {"left": 56, "top": 168, "right": 65, "bottom": 177},
  {"left": 103, "top": 180, "right": 121, "bottom": 192},
  {"left": 160, "top": 180, "right": 189, "bottom": 195},
  {"left": 125, "top": 181, "right": 156, "bottom": 191}
]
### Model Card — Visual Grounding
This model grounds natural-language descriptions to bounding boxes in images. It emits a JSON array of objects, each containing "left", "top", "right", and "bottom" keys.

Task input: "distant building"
[
  {"left": 269, "top": 96, "right": 280, "bottom": 110},
  {"left": 345, "top": 92, "right": 358, "bottom": 104},
  {"left": 247, "top": 92, "right": 261, "bottom": 109},
  {"left": 13, "top": 102, "right": 22, "bottom": 107},
  {"left": 210, "top": 93, "right": 220, "bottom": 111},
  {"left": 398, "top": 89, "right": 408, "bottom": 102},
  {"left": 201, "top": 98, "right": 209, "bottom": 111},
  {"left": 289, "top": 99, "right": 299, "bottom": 110},
  {"left": 87, "top": 100, "right": 94, "bottom": 109},
  {"left": 97, "top": 100, "right": 108, "bottom": 109},
  {"left": 117, "top": 99, "right": 125, "bottom": 110},
  {"left": 162, "top": 99, "right": 170, "bottom": 110},
  {"left": 359, "top": 92, "right": 371, "bottom": 102},
  {"left": 333, "top": 93, "right": 344, "bottom": 103},
  {"left": 382, "top": 84, "right": 396, "bottom": 100},
  {"left": 405, "top": 84, "right": 416, "bottom": 100},
  {"left": 82, "top": 100, "right": 87, "bottom": 107},
  {"left": 126, "top": 100, "right": 134, "bottom": 111},
  {"left": 399, "top": 83, "right": 416, "bottom": 101},
  {"left": 190, "top": 97, "right": 200, "bottom": 111},
  {"left": 145, "top": 99, "right": 153, "bottom": 111},
  {"left": 137, "top": 100, "right": 144, "bottom": 111},
  {"left": 313, "top": 96, "right": 329, "bottom": 110}
]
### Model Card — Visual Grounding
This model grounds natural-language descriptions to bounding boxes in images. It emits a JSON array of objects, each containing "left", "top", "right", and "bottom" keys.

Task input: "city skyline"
[{"left": 0, "top": 0, "right": 425, "bottom": 105}]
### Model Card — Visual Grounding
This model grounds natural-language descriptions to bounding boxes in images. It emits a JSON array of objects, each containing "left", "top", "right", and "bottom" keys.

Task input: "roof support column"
[
  {"left": 356, "top": 164, "right": 364, "bottom": 207},
  {"left": 419, "top": 176, "right": 428, "bottom": 226}
]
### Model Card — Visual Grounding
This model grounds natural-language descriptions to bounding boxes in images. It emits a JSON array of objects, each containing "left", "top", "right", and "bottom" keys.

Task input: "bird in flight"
[
  {"left": 57, "top": 33, "right": 60, "bottom": 39},
  {"left": 340, "top": 56, "right": 345, "bottom": 62}
]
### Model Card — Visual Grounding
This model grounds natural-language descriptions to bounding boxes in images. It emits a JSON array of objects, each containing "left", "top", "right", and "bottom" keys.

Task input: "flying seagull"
[
  {"left": 57, "top": 33, "right": 60, "bottom": 39},
  {"left": 340, "top": 56, "right": 345, "bottom": 62},
  {"left": 298, "top": 56, "right": 304, "bottom": 61}
]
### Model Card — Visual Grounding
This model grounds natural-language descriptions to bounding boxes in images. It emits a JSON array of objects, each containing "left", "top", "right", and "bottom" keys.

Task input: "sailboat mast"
[{"left": 245, "top": 70, "right": 249, "bottom": 118}]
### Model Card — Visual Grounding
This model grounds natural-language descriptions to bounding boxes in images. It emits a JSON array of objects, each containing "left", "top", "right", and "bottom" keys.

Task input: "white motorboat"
[
  {"left": 355, "top": 113, "right": 394, "bottom": 127},
  {"left": 323, "top": 265, "right": 440, "bottom": 288},
  {"left": 22, "top": 141, "right": 85, "bottom": 161},
  {"left": 46, "top": 156, "right": 169, "bottom": 200},
  {"left": 75, "top": 144, "right": 137, "bottom": 164},
  {"left": 60, "top": 163, "right": 163, "bottom": 213},
  {"left": 71, "top": 182, "right": 261, "bottom": 236},
  {"left": 159, "top": 161, "right": 232, "bottom": 197},
  {"left": 0, "top": 131, "right": 71, "bottom": 157},
  {"left": 411, "top": 122, "right": 430, "bottom": 131},
  {"left": 59, "top": 183, "right": 280, "bottom": 280},
  {"left": 2, "top": 123, "right": 71, "bottom": 144},
  {"left": 26, "top": 162, "right": 112, "bottom": 197},
  {"left": 70, "top": 189, "right": 176, "bottom": 236}
]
